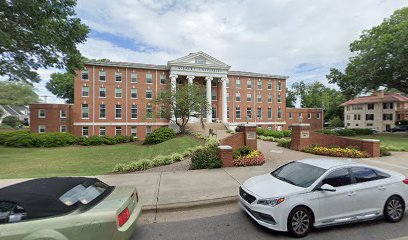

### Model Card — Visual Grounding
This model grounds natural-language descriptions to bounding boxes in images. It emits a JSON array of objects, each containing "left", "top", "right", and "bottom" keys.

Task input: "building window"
[
  {"left": 146, "top": 89, "right": 153, "bottom": 99},
  {"left": 347, "top": 123, "right": 350, "bottom": 126},
  {"left": 160, "top": 74, "right": 166, "bottom": 84},
  {"left": 160, "top": 105, "right": 167, "bottom": 119},
  {"left": 367, "top": 104, "right": 374, "bottom": 110},
  {"left": 146, "top": 73, "right": 153, "bottom": 84},
  {"left": 82, "top": 86, "right": 89, "bottom": 97},
  {"left": 60, "top": 109, "right": 67, "bottom": 118},
  {"left": 115, "top": 126, "right": 122, "bottom": 136},
  {"left": 131, "top": 73, "right": 138, "bottom": 83},
  {"left": 99, "top": 127, "right": 106, "bottom": 136},
  {"left": 115, "top": 105, "right": 122, "bottom": 118},
  {"left": 247, "top": 79, "right": 252, "bottom": 89},
  {"left": 366, "top": 114, "right": 374, "bottom": 121},
  {"left": 227, "top": 107, "right": 230, "bottom": 119},
  {"left": 131, "top": 88, "right": 138, "bottom": 99},
  {"left": 257, "top": 81, "right": 262, "bottom": 90},
  {"left": 211, "top": 89, "right": 217, "bottom": 100},
  {"left": 247, "top": 93, "right": 252, "bottom": 102},
  {"left": 82, "top": 126, "right": 89, "bottom": 137},
  {"left": 257, "top": 94, "right": 262, "bottom": 103},
  {"left": 82, "top": 104, "right": 89, "bottom": 119},
  {"left": 115, "top": 72, "right": 122, "bottom": 82},
  {"left": 267, "top": 94, "right": 272, "bottom": 103},
  {"left": 317, "top": 113, "right": 321, "bottom": 119},
  {"left": 352, "top": 105, "right": 363, "bottom": 110},
  {"left": 289, "top": 112, "right": 292, "bottom": 119},
  {"left": 278, "top": 108, "right": 282, "bottom": 119},
  {"left": 268, "top": 107, "right": 272, "bottom": 119},
  {"left": 246, "top": 107, "right": 252, "bottom": 119},
  {"left": 257, "top": 107, "right": 262, "bottom": 118},
  {"left": 236, "top": 106, "right": 241, "bottom": 119},
  {"left": 115, "top": 88, "right": 122, "bottom": 98},
  {"left": 38, "top": 109, "right": 46, "bottom": 118},
  {"left": 99, "top": 70, "right": 106, "bottom": 81},
  {"left": 366, "top": 123, "right": 373, "bottom": 127},
  {"left": 99, "top": 104, "right": 106, "bottom": 119},
  {"left": 354, "top": 114, "right": 361, "bottom": 120},
  {"left": 383, "top": 102, "right": 394, "bottom": 109},
  {"left": 38, "top": 125, "right": 46, "bottom": 133},
  {"left": 131, "top": 105, "right": 138, "bottom": 119},
  {"left": 131, "top": 127, "right": 137, "bottom": 137},
  {"left": 146, "top": 126, "right": 152, "bottom": 135},
  {"left": 277, "top": 95, "right": 282, "bottom": 103},
  {"left": 226, "top": 79, "right": 229, "bottom": 88},
  {"left": 146, "top": 104, "right": 153, "bottom": 119},
  {"left": 82, "top": 69, "right": 89, "bottom": 80},
  {"left": 211, "top": 80, "right": 217, "bottom": 87},
  {"left": 383, "top": 114, "right": 393, "bottom": 121},
  {"left": 267, "top": 80, "right": 272, "bottom": 90},
  {"left": 226, "top": 92, "right": 230, "bottom": 102},
  {"left": 308, "top": 113, "right": 312, "bottom": 119},
  {"left": 99, "top": 87, "right": 106, "bottom": 98},
  {"left": 212, "top": 106, "right": 216, "bottom": 118},
  {"left": 60, "top": 125, "right": 67, "bottom": 133},
  {"left": 236, "top": 79, "right": 241, "bottom": 88},
  {"left": 278, "top": 82, "right": 282, "bottom": 91},
  {"left": 236, "top": 92, "right": 241, "bottom": 102}
]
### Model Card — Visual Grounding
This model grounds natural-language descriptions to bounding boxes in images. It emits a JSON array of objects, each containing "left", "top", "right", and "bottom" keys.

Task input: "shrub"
[
  {"left": 316, "top": 129, "right": 339, "bottom": 136},
  {"left": 143, "top": 127, "right": 176, "bottom": 145},
  {"left": 1, "top": 131, "right": 79, "bottom": 147},
  {"left": 277, "top": 138, "right": 291, "bottom": 148},
  {"left": 303, "top": 145, "right": 369, "bottom": 158},
  {"left": 78, "top": 135, "right": 133, "bottom": 146},
  {"left": 336, "top": 129, "right": 356, "bottom": 136},
  {"left": 151, "top": 155, "right": 173, "bottom": 167},
  {"left": 380, "top": 147, "right": 391, "bottom": 157},
  {"left": 281, "top": 130, "right": 292, "bottom": 137},
  {"left": 258, "top": 135, "right": 280, "bottom": 142},
  {"left": 226, "top": 129, "right": 235, "bottom": 134},
  {"left": 256, "top": 128, "right": 285, "bottom": 138},
  {"left": 329, "top": 116, "right": 344, "bottom": 127},
  {"left": 190, "top": 145, "right": 222, "bottom": 170},
  {"left": 170, "top": 153, "right": 183, "bottom": 162},
  {"left": 351, "top": 128, "right": 374, "bottom": 135},
  {"left": 383, "top": 145, "right": 407, "bottom": 152},
  {"left": 2, "top": 116, "right": 20, "bottom": 128},
  {"left": 233, "top": 146, "right": 253, "bottom": 159},
  {"left": 233, "top": 150, "right": 265, "bottom": 167},
  {"left": 181, "top": 148, "right": 194, "bottom": 157}
]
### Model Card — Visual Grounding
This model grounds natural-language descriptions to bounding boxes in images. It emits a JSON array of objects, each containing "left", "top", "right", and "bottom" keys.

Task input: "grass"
[
  {"left": 0, "top": 136, "right": 201, "bottom": 179},
  {"left": 351, "top": 133, "right": 408, "bottom": 151}
]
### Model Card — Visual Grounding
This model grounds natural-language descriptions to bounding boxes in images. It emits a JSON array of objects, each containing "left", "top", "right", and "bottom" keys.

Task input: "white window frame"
[
  {"left": 99, "top": 104, "right": 106, "bottom": 119},
  {"left": 131, "top": 88, "right": 138, "bottom": 99},
  {"left": 38, "top": 109, "right": 46, "bottom": 118},
  {"left": 60, "top": 125, "right": 67, "bottom": 133},
  {"left": 99, "top": 87, "right": 106, "bottom": 98},
  {"left": 60, "top": 109, "right": 67, "bottom": 118},
  {"left": 82, "top": 126, "right": 89, "bottom": 137},
  {"left": 82, "top": 104, "right": 89, "bottom": 119},
  {"left": 308, "top": 113, "right": 312, "bottom": 119},
  {"left": 146, "top": 126, "right": 152, "bottom": 135},
  {"left": 317, "top": 113, "right": 321, "bottom": 119},
  {"left": 115, "top": 87, "right": 122, "bottom": 98},
  {"left": 131, "top": 127, "right": 137, "bottom": 138},
  {"left": 82, "top": 86, "right": 89, "bottom": 97},
  {"left": 115, "top": 72, "right": 122, "bottom": 82},
  {"left": 146, "top": 73, "right": 153, "bottom": 84},
  {"left": 115, "top": 105, "right": 122, "bottom": 119},
  {"left": 131, "top": 105, "right": 138, "bottom": 119},
  {"left": 146, "top": 89, "right": 153, "bottom": 99},
  {"left": 131, "top": 73, "right": 138, "bottom": 83},
  {"left": 81, "top": 69, "right": 89, "bottom": 80},
  {"left": 99, "top": 127, "right": 106, "bottom": 136},
  {"left": 99, "top": 70, "right": 106, "bottom": 81},
  {"left": 38, "top": 125, "right": 46, "bottom": 133},
  {"left": 115, "top": 126, "right": 122, "bottom": 136}
]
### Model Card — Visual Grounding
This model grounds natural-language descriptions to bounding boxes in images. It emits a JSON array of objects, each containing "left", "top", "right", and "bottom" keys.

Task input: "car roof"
[{"left": 297, "top": 158, "right": 356, "bottom": 170}]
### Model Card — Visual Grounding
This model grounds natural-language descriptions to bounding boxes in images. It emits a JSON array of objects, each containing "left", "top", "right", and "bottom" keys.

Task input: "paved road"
[{"left": 132, "top": 210, "right": 408, "bottom": 240}]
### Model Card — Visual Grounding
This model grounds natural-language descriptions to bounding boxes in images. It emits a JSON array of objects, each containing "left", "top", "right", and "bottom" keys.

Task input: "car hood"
[{"left": 242, "top": 174, "right": 305, "bottom": 199}]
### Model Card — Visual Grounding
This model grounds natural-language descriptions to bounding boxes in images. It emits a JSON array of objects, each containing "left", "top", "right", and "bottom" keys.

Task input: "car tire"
[
  {"left": 287, "top": 207, "right": 313, "bottom": 238},
  {"left": 384, "top": 196, "right": 405, "bottom": 223}
]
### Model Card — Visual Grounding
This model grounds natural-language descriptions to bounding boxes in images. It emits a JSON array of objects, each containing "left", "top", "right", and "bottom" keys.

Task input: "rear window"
[
  {"left": 60, "top": 182, "right": 109, "bottom": 206},
  {"left": 271, "top": 162, "right": 326, "bottom": 188}
]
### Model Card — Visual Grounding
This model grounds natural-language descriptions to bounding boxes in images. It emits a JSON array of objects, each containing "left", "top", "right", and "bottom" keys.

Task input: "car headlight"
[{"left": 257, "top": 197, "right": 285, "bottom": 207}]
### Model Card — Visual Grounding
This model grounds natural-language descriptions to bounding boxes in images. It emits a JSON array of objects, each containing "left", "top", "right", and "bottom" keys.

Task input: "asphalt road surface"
[{"left": 132, "top": 210, "right": 408, "bottom": 240}]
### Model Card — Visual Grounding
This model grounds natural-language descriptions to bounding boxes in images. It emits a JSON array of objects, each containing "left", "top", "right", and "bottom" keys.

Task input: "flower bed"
[
  {"left": 233, "top": 147, "right": 265, "bottom": 167},
  {"left": 303, "top": 145, "right": 369, "bottom": 158}
]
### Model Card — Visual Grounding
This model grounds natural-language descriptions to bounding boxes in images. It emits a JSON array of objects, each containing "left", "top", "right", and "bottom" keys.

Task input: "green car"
[{"left": 0, "top": 177, "right": 142, "bottom": 240}]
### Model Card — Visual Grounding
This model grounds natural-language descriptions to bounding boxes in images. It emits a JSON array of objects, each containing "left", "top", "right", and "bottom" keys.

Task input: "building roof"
[
  {"left": 0, "top": 105, "right": 29, "bottom": 116},
  {"left": 341, "top": 92, "right": 408, "bottom": 106},
  {"left": 228, "top": 70, "right": 289, "bottom": 79},
  {"left": 84, "top": 60, "right": 167, "bottom": 70}
]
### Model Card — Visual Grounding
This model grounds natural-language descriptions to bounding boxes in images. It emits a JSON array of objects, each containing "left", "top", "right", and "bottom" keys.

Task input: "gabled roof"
[
  {"left": 0, "top": 105, "right": 29, "bottom": 116},
  {"left": 341, "top": 93, "right": 408, "bottom": 106},
  {"left": 168, "top": 51, "right": 231, "bottom": 69}
]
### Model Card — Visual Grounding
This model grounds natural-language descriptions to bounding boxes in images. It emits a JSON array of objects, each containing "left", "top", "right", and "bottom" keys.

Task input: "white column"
[
  {"left": 221, "top": 77, "right": 228, "bottom": 123},
  {"left": 205, "top": 76, "right": 213, "bottom": 123},
  {"left": 186, "top": 75, "right": 195, "bottom": 85},
  {"left": 170, "top": 74, "right": 178, "bottom": 120}
]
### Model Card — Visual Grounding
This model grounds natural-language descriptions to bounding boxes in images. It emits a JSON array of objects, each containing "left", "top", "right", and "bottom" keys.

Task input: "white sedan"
[{"left": 239, "top": 158, "right": 408, "bottom": 238}]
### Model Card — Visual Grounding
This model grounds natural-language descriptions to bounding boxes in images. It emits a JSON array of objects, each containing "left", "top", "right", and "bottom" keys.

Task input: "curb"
[{"left": 142, "top": 195, "right": 238, "bottom": 213}]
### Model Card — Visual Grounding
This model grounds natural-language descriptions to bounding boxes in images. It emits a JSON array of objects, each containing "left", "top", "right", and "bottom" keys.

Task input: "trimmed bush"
[
  {"left": 2, "top": 116, "right": 20, "bottom": 128},
  {"left": 256, "top": 128, "right": 285, "bottom": 138},
  {"left": 170, "top": 153, "right": 183, "bottom": 162},
  {"left": 336, "top": 129, "right": 356, "bottom": 136},
  {"left": 303, "top": 145, "right": 369, "bottom": 158},
  {"left": 233, "top": 146, "right": 253, "bottom": 159},
  {"left": 281, "top": 130, "right": 292, "bottom": 137},
  {"left": 2, "top": 131, "right": 79, "bottom": 148},
  {"left": 350, "top": 128, "right": 374, "bottom": 135},
  {"left": 316, "top": 129, "right": 339, "bottom": 136},
  {"left": 190, "top": 145, "right": 222, "bottom": 170},
  {"left": 143, "top": 127, "right": 176, "bottom": 145},
  {"left": 380, "top": 147, "right": 391, "bottom": 157},
  {"left": 78, "top": 135, "right": 134, "bottom": 146},
  {"left": 277, "top": 138, "right": 291, "bottom": 148}
]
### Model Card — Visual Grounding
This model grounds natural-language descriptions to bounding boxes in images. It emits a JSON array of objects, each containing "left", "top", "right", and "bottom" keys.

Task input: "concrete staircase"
[{"left": 185, "top": 122, "right": 228, "bottom": 139}]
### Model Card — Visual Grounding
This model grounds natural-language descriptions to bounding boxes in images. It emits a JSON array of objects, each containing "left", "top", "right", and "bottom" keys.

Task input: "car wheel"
[
  {"left": 384, "top": 196, "right": 405, "bottom": 223},
  {"left": 288, "top": 207, "right": 312, "bottom": 238}
]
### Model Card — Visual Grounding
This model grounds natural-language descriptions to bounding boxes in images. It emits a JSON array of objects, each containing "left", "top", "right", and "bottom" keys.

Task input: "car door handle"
[{"left": 347, "top": 192, "right": 356, "bottom": 197}]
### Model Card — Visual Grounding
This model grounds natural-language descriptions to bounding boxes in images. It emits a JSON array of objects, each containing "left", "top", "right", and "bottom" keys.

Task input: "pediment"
[{"left": 168, "top": 51, "right": 230, "bottom": 69}]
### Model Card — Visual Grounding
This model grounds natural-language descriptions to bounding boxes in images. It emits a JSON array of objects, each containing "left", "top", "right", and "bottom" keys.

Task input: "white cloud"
[{"left": 37, "top": 0, "right": 407, "bottom": 102}]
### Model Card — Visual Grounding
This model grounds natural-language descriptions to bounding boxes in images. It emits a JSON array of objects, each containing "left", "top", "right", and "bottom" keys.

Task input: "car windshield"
[
  {"left": 271, "top": 162, "right": 326, "bottom": 188},
  {"left": 59, "top": 182, "right": 108, "bottom": 206}
]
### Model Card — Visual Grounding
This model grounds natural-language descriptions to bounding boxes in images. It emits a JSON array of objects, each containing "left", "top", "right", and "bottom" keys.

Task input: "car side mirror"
[{"left": 320, "top": 184, "right": 336, "bottom": 192}]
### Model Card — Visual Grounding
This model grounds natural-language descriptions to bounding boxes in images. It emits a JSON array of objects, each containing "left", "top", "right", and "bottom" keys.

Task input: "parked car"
[
  {"left": 239, "top": 159, "right": 408, "bottom": 238},
  {"left": 0, "top": 177, "right": 141, "bottom": 240},
  {"left": 389, "top": 125, "right": 408, "bottom": 132}
]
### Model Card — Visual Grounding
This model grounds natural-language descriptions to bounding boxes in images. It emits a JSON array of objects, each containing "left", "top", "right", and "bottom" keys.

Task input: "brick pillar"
[
  {"left": 290, "top": 124, "right": 311, "bottom": 151},
  {"left": 218, "top": 145, "right": 234, "bottom": 167},
  {"left": 241, "top": 124, "right": 257, "bottom": 150},
  {"left": 361, "top": 139, "right": 381, "bottom": 157}
]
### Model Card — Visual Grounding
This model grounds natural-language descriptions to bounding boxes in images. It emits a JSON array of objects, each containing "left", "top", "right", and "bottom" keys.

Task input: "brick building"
[
  {"left": 286, "top": 108, "right": 324, "bottom": 130},
  {"left": 30, "top": 51, "right": 323, "bottom": 140}
]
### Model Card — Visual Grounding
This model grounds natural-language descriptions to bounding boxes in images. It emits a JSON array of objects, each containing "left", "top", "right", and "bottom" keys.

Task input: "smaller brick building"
[
  {"left": 30, "top": 104, "right": 73, "bottom": 134},
  {"left": 286, "top": 108, "right": 324, "bottom": 130}
]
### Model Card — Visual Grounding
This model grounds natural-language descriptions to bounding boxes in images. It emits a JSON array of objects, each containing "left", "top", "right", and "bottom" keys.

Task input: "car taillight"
[
  {"left": 118, "top": 208, "right": 130, "bottom": 227},
  {"left": 403, "top": 179, "right": 408, "bottom": 184}
]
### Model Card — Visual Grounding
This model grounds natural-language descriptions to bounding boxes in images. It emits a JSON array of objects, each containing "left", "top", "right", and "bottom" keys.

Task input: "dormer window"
[{"left": 195, "top": 57, "right": 206, "bottom": 64}]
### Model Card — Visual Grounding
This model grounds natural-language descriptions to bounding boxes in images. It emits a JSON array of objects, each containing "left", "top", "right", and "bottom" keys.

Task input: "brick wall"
[
  {"left": 30, "top": 104, "right": 73, "bottom": 133},
  {"left": 220, "top": 132, "right": 245, "bottom": 149},
  {"left": 286, "top": 108, "right": 324, "bottom": 130}
]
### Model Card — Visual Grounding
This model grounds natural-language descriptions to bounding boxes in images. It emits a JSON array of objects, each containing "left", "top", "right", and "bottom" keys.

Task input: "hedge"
[
  {"left": 190, "top": 144, "right": 222, "bottom": 170},
  {"left": 143, "top": 127, "right": 176, "bottom": 145},
  {"left": 256, "top": 128, "right": 291, "bottom": 138}
]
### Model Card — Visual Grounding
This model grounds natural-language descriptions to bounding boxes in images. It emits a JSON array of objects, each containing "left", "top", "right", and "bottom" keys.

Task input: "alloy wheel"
[
  {"left": 387, "top": 199, "right": 403, "bottom": 221},
  {"left": 291, "top": 210, "right": 310, "bottom": 236}
]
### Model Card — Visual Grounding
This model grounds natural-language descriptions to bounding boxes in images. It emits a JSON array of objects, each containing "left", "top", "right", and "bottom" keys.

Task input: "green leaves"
[
  {"left": 46, "top": 72, "right": 75, "bottom": 103},
  {"left": 0, "top": 81, "right": 39, "bottom": 105}
]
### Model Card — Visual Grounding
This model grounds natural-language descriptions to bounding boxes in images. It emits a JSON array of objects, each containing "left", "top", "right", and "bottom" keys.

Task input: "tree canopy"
[
  {"left": 291, "top": 81, "right": 346, "bottom": 121},
  {"left": 0, "top": 81, "right": 39, "bottom": 105},
  {"left": 0, "top": 0, "right": 89, "bottom": 84},
  {"left": 46, "top": 72, "right": 75, "bottom": 103},
  {"left": 286, "top": 88, "right": 297, "bottom": 108},
  {"left": 327, "top": 7, "right": 408, "bottom": 98}
]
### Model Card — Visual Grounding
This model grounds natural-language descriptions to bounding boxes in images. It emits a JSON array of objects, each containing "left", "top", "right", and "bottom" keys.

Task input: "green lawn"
[
  {"left": 352, "top": 133, "right": 408, "bottom": 150},
  {"left": 0, "top": 136, "right": 201, "bottom": 179}
]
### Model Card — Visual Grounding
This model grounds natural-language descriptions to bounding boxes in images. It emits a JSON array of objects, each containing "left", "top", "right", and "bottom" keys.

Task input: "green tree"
[
  {"left": 327, "top": 7, "right": 408, "bottom": 98},
  {"left": 2, "top": 116, "right": 20, "bottom": 128},
  {"left": 0, "top": 108, "right": 4, "bottom": 119},
  {"left": 0, "top": 82, "right": 39, "bottom": 105},
  {"left": 291, "top": 81, "right": 346, "bottom": 121},
  {"left": 153, "top": 83, "right": 209, "bottom": 134},
  {"left": 46, "top": 73, "right": 75, "bottom": 103},
  {"left": 329, "top": 116, "right": 344, "bottom": 127},
  {"left": 0, "top": 0, "right": 89, "bottom": 83},
  {"left": 286, "top": 88, "right": 297, "bottom": 107}
]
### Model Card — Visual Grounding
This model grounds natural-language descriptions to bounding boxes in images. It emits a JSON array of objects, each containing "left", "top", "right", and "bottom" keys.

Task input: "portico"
[{"left": 167, "top": 52, "right": 230, "bottom": 123}]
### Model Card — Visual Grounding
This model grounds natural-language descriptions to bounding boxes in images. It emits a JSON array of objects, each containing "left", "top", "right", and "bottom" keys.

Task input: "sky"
[{"left": 34, "top": 0, "right": 407, "bottom": 103}]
